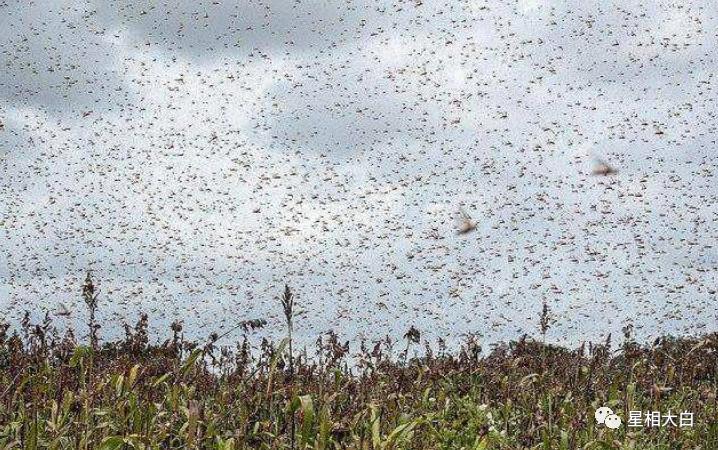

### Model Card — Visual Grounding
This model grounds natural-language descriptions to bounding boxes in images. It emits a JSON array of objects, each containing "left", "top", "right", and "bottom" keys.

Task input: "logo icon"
[{"left": 595, "top": 407, "right": 622, "bottom": 429}]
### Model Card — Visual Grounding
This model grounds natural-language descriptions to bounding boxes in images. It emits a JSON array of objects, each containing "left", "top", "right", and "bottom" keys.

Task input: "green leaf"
[
  {"left": 474, "top": 436, "right": 488, "bottom": 450},
  {"left": 217, "top": 437, "right": 235, "bottom": 450},
  {"left": 115, "top": 374, "right": 125, "bottom": 397},
  {"left": 69, "top": 346, "right": 91, "bottom": 368},
  {"left": 152, "top": 373, "right": 171, "bottom": 387},
  {"left": 298, "top": 394, "right": 315, "bottom": 446},
  {"left": 128, "top": 364, "right": 140, "bottom": 387},
  {"left": 316, "top": 405, "right": 332, "bottom": 450},
  {"left": 560, "top": 430, "right": 569, "bottom": 450},
  {"left": 370, "top": 405, "right": 381, "bottom": 449},
  {"left": 181, "top": 349, "right": 203, "bottom": 378},
  {"left": 98, "top": 436, "right": 126, "bottom": 450},
  {"left": 383, "top": 421, "right": 417, "bottom": 450},
  {"left": 265, "top": 338, "right": 288, "bottom": 399}
]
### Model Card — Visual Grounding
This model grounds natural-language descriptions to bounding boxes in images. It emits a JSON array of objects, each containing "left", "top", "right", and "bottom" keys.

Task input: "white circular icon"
[
  {"left": 594, "top": 406, "right": 613, "bottom": 424},
  {"left": 604, "top": 414, "right": 622, "bottom": 429}
]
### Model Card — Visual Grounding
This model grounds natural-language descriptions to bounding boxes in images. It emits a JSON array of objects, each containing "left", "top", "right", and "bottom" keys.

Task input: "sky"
[{"left": 1, "top": 0, "right": 717, "bottom": 349}]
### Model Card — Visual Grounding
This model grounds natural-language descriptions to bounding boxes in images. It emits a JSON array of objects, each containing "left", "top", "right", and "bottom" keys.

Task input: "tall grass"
[{"left": 0, "top": 274, "right": 716, "bottom": 449}]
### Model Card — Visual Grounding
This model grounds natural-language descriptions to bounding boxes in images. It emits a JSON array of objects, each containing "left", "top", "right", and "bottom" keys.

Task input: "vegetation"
[{"left": 0, "top": 274, "right": 716, "bottom": 449}]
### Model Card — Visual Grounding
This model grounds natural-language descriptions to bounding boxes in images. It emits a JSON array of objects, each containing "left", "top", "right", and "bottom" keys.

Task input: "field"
[{"left": 0, "top": 278, "right": 716, "bottom": 449}]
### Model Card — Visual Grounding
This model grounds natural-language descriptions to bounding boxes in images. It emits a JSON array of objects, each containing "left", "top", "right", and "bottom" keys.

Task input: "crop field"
[{"left": 0, "top": 278, "right": 715, "bottom": 449}]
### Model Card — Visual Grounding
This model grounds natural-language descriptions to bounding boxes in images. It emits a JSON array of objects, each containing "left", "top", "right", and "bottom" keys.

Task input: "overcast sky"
[{"left": 2, "top": 0, "right": 717, "bottom": 347}]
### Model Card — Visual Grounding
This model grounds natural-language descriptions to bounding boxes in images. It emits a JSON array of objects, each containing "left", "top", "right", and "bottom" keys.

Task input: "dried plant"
[
  {"left": 0, "top": 277, "right": 714, "bottom": 448},
  {"left": 81, "top": 270, "right": 100, "bottom": 351},
  {"left": 539, "top": 300, "right": 552, "bottom": 343},
  {"left": 280, "top": 284, "right": 295, "bottom": 375},
  {"left": 280, "top": 284, "right": 296, "bottom": 449},
  {"left": 403, "top": 325, "right": 421, "bottom": 362}
]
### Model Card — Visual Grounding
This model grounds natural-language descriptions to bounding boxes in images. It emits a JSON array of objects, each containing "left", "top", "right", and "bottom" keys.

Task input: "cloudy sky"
[{"left": 1, "top": 0, "right": 717, "bottom": 347}]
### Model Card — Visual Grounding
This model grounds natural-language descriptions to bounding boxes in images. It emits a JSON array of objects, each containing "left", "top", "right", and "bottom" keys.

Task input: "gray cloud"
[
  {"left": 245, "top": 0, "right": 718, "bottom": 155},
  {"left": 0, "top": 1, "right": 130, "bottom": 114},
  {"left": 95, "top": 0, "right": 391, "bottom": 58}
]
